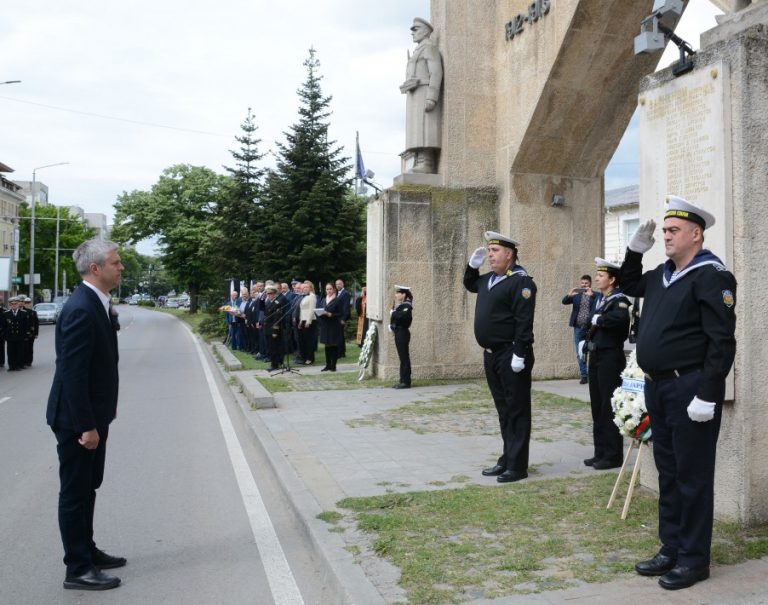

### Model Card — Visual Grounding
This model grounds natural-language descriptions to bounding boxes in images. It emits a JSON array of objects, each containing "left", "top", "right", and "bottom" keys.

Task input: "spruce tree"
[
  {"left": 258, "top": 48, "right": 365, "bottom": 285},
  {"left": 218, "top": 107, "right": 266, "bottom": 281}
]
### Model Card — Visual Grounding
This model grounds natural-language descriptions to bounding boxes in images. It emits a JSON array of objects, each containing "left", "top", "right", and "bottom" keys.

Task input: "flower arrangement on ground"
[
  {"left": 357, "top": 323, "right": 377, "bottom": 381},
  {"left": 611, "top": 350, "right": 651, "bottom": 442}
]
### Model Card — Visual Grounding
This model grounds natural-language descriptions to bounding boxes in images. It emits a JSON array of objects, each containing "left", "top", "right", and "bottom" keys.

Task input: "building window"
[{"left": 624, "top": 218, "right": 639, "bottom": 248}]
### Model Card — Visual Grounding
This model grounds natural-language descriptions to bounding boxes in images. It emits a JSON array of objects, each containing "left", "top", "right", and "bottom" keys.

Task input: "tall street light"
[{"left": 30, "top": 162, "right": 68, "bottom": 301}]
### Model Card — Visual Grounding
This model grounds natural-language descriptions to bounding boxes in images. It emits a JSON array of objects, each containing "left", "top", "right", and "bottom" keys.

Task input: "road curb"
[{"left": 206, "top": 340, "right": 386, "bottom": 605}]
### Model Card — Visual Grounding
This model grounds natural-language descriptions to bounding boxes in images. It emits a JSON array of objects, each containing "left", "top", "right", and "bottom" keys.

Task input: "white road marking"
[
  {"left": 185, "top": 325, "right": 305, "bottom": 605},
  {"left": 0, "top": 397, "right": 10, "bottom": 404}
]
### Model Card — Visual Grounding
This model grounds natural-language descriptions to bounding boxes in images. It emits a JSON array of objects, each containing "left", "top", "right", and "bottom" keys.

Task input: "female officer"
[
  {"left": 582, "top": 258, "right": 631, "bottom": 470},
  {"left": 389, "top": 285, "right": 413, "bottom": 389}
]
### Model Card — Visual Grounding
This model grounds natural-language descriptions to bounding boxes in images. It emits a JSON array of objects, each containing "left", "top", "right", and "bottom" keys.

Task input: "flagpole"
[{"left": 355, "top": 130, "right": 360, "bottom": 194}]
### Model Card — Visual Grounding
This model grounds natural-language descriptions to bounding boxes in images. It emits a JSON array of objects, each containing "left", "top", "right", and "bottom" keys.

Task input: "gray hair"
[{"left": 73, "top": 239, "right": 119, "bottom": 275}]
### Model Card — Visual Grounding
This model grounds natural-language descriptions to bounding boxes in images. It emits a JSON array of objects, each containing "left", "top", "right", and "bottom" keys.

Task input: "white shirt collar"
[{"left": 82, "top": 280, "right": 111, "bottom": 317}]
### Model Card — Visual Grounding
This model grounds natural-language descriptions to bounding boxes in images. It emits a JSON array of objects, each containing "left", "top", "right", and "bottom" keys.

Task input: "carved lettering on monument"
[
  {"left": 646, "top": 81, "right": 718, "bottom": 200},
  {"left": 505, "top": 0, "right": 551, "bottom": 41}
]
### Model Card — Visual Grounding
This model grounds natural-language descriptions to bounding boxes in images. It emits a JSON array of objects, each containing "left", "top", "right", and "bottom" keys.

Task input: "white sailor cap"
[
  {"left": 664, "top": 195, "right": 715, "bottom": 230},
  {"left": 484, "top": 231, "right": 520, "bottom": 249},
  {"left": 595, "top": 257, "right": 621, "bottom": 275},
  {"left": 393, "top": 285, "right": 411, "bottom": 293}
]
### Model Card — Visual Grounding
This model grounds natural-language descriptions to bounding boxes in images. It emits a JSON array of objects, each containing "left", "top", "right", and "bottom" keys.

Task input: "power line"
[{"left": 0, "top": 95, "right": 230, "bottom": 137}]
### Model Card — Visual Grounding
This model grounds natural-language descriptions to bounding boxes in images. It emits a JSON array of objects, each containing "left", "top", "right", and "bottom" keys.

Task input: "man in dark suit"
[
  {"left": 335, "top": 279, "right": 351, "bottom": 359},
  {"left": 23, "top": 296, "right": 39, "bottom": 367},
  {"left": 562, "top": 275, "right": 597, "bottom": 383},
  {"left": 46, "top": 239, "right": 125, "bottom": 591}
]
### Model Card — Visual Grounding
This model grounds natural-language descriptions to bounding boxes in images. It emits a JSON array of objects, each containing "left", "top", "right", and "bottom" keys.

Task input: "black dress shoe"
[
  {"left": 481, "top": 464, "right": 505, "bottom": 477},
  {"left": 658, "top": 565, "right": 710, "bottom": 590},
  {"left": 320, "top": 367, "right": 329, "bottom": 372},
  {"left": 592, "top": 458, "right": 622, "bottom": 470},
  {"left": 635, "top": 552, "right": 677, "bottom": 576},
  {"left": 63, "top": 568, "right": 121, "bottom": 591},
  {"left": 579, "top": 376, "right": 588, "bottom": 384},
  {"left": 497, "top": 470, "right": 528, "bottom": 483},
  {"left": 583, "top": 457, "right": 597, "bottom": 466},
  {"left": 393, "top": 383, "right": 410, "bottom": 389},
  {"left": 92, "top": 548, "right": 127, "bottom": 570}
]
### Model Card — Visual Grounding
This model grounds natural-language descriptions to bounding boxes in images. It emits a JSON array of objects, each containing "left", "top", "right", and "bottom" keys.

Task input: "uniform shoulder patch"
[
  {"left": 521, "top": 288, "right": 532, "bottom": 299},
  {"left": 722, "top": 290, "right": 735, "bottom": 308}
]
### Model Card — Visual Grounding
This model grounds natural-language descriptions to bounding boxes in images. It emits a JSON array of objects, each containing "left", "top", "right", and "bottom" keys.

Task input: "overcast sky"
[{"left": 1, "top": 1, "right": 721, "bottom": 255}]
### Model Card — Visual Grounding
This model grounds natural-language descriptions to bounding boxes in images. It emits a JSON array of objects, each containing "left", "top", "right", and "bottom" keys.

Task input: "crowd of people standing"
[{"left": 221, "top": 278, "right": 353, "bottom": 372}]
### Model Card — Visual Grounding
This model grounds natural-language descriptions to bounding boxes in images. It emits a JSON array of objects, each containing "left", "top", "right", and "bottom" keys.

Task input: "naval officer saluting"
[
  {"left": 620, "top": 196, "right": 736, "bottom": 590},
  {"left": 464, "top": 231, "right": 536, "bottom": 483}
]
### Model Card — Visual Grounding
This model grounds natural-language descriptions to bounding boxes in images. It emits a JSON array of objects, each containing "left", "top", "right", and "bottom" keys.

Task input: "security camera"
[{"left": 634, "top": 0, "right": 684, "bottom": 54}]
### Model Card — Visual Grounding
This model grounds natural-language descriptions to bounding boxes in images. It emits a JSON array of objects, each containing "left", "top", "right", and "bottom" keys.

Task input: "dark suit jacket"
[
  {"left": 561, "top": 292, "right": 597, "bottom": 328},
  {"left": 46, "top": 283, "right": 119, "bottom": 433},
  {"left": 336, "top": 288, "right": 351, "bottom": 322}
]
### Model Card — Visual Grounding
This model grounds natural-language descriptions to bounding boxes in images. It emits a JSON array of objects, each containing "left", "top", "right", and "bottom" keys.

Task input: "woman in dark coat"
[
  {"left": 318, "top": 282, "right": 343, "bottom": 371},
  {"left": 389, "top": 285, "right": 413, "bottom": 389}
]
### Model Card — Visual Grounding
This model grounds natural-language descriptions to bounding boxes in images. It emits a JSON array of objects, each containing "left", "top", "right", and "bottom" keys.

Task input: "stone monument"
[{"left": 368, "top": 0, "right": 674, "bottom": 385}]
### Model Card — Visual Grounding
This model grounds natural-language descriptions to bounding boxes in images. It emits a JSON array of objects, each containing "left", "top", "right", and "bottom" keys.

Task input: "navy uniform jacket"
[
  {"left": 619, "top": 248, "right": 736, "bottom": 402},
  {"left": 389, "top": 301, "right": 413, "bottom": 331},
  {"left": 3, "top": 308, "right": 30, "bottom": 342},
  {"left": 463, "top": 265, "right": 536, "bottom": 358},
  {"left": 586, "top": 291, "right": 631, "bottom": 350},
  {"left": 46, "top": 284, "right": 119, "bottom": 433}
]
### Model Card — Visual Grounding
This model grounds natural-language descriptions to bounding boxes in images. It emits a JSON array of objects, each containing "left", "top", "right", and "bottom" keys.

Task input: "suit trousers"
[
  {"left": 645, "top": 369, "right": 722, "bottom": 568},
  {"left": 483, "top": 347, "right": 534, "bottom": 472},
  {"left": 54, "top": 425, "right": 109, "bottom": 576},
  {"left": 7, "top": 339, "right": 24, "bottom": 370},
  {"left": 587, "top": 348, "right": 625, "bottom": 463}
]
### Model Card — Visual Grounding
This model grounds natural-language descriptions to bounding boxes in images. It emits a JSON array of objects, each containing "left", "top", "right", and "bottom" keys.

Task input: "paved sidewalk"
[{"left": 222, "top": 356, "right": 768, "bottom": 604}]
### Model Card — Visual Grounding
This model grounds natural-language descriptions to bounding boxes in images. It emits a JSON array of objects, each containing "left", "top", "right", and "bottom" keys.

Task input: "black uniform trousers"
[
  {"left": 393, "top": 327, "right": 411, "bottom": 386},
  {"left": 7, "top": 340, "right": 24, "bottom": 370},
  {"left": 24, "top": 337, "right": 35, "bottom": 366},
  {"left": 483, "top": 347, "right": 534, "bottom": 472},
  {"left": 645, "top": 369, "right": 722, "bottom": 568},
  {"left": 54, "top": 426, "right": 109, "bottom": 576},
  {"left": 0, "top": 337, "right": 5, "bottom": 366},
  {"left": 268, "top": 333, "right": 284, "bottom": 368},
  {"left": 587, "top": 348, "right": 625, "bottom": 463}
]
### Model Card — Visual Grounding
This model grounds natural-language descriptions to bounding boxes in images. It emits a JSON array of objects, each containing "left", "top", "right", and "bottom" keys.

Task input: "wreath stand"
[{"left": 606, "top": 439, "right": 648, "bottom": 520}]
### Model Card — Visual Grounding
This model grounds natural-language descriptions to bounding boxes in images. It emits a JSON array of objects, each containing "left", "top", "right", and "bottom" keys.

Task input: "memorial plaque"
[{"left": 639, "top": 60, "right": 732, "bottom": 271}]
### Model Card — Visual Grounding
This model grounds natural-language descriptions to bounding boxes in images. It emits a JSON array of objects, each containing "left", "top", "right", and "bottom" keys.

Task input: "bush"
[
  {"left": 198, "top": 313, "right": 227, "bottom": 340},
  {"left": 138, "top": 300, "right": 155, "bottom": 307}
]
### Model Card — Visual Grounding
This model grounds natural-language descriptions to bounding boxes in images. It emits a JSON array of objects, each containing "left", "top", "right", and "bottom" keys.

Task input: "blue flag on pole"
[{"left": 355, "top": 131, "right": 366, "bottom": 181}]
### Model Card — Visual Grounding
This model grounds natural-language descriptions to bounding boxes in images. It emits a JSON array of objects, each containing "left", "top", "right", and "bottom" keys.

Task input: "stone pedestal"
[
  {"left": 637, "top": 6, "right": 768, "bottom": 524},
  {"left": 366, "top": 185, "right": 496, "bottom": 382}
]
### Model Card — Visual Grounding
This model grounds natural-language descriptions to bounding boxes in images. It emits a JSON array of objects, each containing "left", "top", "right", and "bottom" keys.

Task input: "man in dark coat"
[
  {"left": 23, "top": 296, "right": 39, "bottom": 366},
  {"left": 46, "top": 239, "right": 126, "bottom": 591},
  {"left": 335, "top": 279, "right": 351, "bottom": 359}
]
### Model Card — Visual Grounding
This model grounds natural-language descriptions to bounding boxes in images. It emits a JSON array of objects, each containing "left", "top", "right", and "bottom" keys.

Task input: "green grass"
[{"left": 337, "top": 473, "right": 768, "bottom": 604}]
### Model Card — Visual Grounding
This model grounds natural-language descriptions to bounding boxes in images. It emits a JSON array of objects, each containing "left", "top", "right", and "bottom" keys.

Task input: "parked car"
[
  {"left": 35, "top": 302, "right": 59, "bottom": 324},
  {"left": 165, "top": 299, "right": 180, "bottom": 309}
]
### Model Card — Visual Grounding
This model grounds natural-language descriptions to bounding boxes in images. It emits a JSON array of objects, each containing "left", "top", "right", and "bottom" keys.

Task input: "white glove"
[
  {"left": 687, "top": 396, "right": 716, "bottom": 422},
  {"left": 628, "top": 219, "right": 657, "bottom": 254},
  {"left": 577, "top": 341, "right": 585, "bottom": 361},
  {"left": 591, "top": 314, "right": 600, "bottom": 326},
  {"left": 468, "top": 247, "right": 487, "bottom": 269},
  {"left": 511, "top": 354, "right": 525, "bottom": 373}
]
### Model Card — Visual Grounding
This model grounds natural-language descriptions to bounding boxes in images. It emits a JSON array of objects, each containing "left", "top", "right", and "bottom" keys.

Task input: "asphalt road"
[{"left": 0, "top": 306, "right": 325, "bottom": 604}]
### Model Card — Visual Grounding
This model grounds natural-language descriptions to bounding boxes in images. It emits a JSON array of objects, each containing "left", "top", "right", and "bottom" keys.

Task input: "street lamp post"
[
  {"left": 54, "top": 206, "right": 61, "bottom": 300},
  {"left": 30, "top": 162, "right": 68, "bottom": 301}
]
